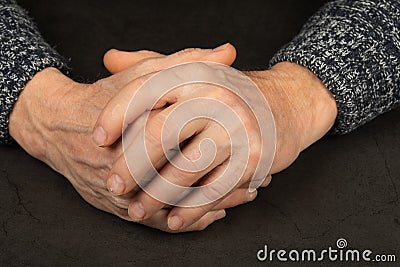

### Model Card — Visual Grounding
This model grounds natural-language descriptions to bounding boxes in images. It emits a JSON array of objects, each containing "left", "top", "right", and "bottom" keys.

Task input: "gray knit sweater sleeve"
[
  {"left": 0, "top": 0, "right": 68, "bottom": 144},
  {"left": 270, "top": 0, "right": 400, "bottom": 135}
]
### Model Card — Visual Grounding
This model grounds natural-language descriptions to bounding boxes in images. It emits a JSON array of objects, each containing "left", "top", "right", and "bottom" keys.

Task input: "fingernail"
[
  {"left": 213, "top": 43, "right": 230, "bottom": 52},
  {"left": 247, "top": 190, "right": 258, "bottom": 201},
  {"left": 130, "top": 202, "right": 145, "bottom": 221},
  {"left": 108, "top": 174, "right": 125, "bottom": 195},
  {"left": 92, "top": 126, "right": 107, "bottom": 146},
  {"left": 215, "top": 210, "right": 226, "bottom": 220},
  {"left": 168, "top": 215, "right": 184, "bottom": 231}
]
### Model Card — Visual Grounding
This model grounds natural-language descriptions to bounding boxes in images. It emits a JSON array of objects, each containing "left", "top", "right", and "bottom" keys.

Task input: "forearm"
[
  {"left": 0, "top": 0, "right": 69, "bottom": 144},
  {"left": 252, "top": 63, "right": 337, "bottom": 147},
  {"left": 9, "top": 68, "right": 75, "bottom": 163},
  {"left": 245, "top": 62, "right": 337, "bottom": 172},
  {"left": 270, "top": 0, "right": 400, "bottom": 135}
]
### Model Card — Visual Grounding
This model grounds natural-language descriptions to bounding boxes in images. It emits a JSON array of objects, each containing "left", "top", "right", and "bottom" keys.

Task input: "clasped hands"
[{"left": 9, "top": 44, "right": 337, "bottom": 233}]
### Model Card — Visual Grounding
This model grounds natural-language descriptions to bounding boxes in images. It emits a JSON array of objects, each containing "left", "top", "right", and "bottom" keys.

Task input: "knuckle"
[
  {"left": 91, "top": 79, "right": 116, "bottom": 96},
  {"left": 247, "top": 141, "right": 262, "bottom": 166},
  {"left": 178, "top": 47, "right": 203, "bottom": 58},
  {"left": 166, "top": 166, "right": 193, "bottom": 185},
  {"left": 190, "top": 62, "right": 215, "bottom": 80},
  {"left": 138, "top": 49, "right": 151, "bottom": 54},
  {"left": 109, "top": 195, "right": 130, "bottom": 209},
  {"left": 135, "top": 58, "right": 158, "bottom": 74},
  {"left": 196, "top": 221, "right": 210, "bottom": 231},
  {"left": 202, "top": 180, "right": 229, "bottom": 202},
  {"left": 211, "top": 86, "right": 241, "bottom": 107},
  {"left": 176, "top": 148, "right": 205, "bottom": 171},
  {"left": 145, "top": 120, "right": 163, "bottom": 145},
  {"left": 146, "top": 118, "right": 178, "bottom": 151},
  {"left": 248, "top": 149, "right": 261, "bottom": 167},
  {"left": 260, "top": 178, "right": 271, "bottom": 188},
  {"left": 228, "top": 192, "right": 242, "bottom": 204}
]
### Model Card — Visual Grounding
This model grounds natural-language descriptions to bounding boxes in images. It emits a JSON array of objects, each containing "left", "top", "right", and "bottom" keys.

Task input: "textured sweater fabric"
[
  {"left": 0, "top": 0, "right": 399, "bottom": 145},
  {"left": 270, "top": 0, "right": 400, "bottom": 134},
  {"left": 0, "top": 0, "right": 68, "bottom": 144}
]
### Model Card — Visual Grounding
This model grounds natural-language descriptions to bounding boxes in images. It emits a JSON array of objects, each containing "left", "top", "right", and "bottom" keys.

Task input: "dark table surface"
[{"left": 1, "top": 1, "right": 399, "bottom": 266}]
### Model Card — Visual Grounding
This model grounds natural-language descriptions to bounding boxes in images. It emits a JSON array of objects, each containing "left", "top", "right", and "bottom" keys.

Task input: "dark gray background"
[{"left": 1, "top": 0, "right": 399, "bottom": 266}]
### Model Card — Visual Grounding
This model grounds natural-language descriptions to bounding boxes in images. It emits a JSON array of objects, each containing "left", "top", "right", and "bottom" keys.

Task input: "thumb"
[{"left": 103, "top": 49, "right": 164, "bottom": 74}]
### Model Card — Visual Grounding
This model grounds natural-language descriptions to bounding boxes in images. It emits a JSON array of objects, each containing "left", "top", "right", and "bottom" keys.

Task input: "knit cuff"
[
  {"left": 270, "top": 0, "right": 400, "bottom": 135},
  {"left": 0, "top": 2, "right": 69, "bottom": 144}
]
